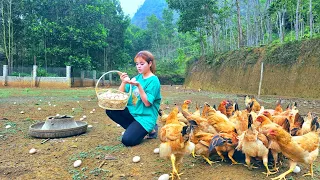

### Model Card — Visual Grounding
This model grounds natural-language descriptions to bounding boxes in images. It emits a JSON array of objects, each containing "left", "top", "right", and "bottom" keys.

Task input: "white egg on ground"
[
  {"left": 37, "top": 107, "right": 41, "bottom": 111},
  {"left": 132, "top": 156, "right": 140, "bottom": 163},
  {"left": 92, "top": 109, "right": 96, "bottom": 112},
  {"left": 90, "top": 111, "right": 93, "bottom": 114},
  {"left": 29, "top": 148, "right": 37, "bottom": 154},
  {"left": 72, "top": 108, "right": 75, "bottom": 111},
  {"left": 293, "top": 165, "right": 301, "bottom": 173},
  {"left": 20, "top": 111, "right": 24, "bottom": 114},
  {"left": 53, "top": 105, "right": 56, "bottom": 107},
  {"left": 13, "top": 102, "right": 16, "bottom": 105},
  {"left": 56, "top": 114, "right": 60, "bottom": 116},
  {"left": 158, "top": 174, "right": 170, "bottom": 180},
  {"left": 88, "top": 125, "right": 93, "bottom": 128},
  {"left": 116, "top": 124, "right": 121, "bottom": 127},
  {"left": 153, "top": 148, "right": 160, "bottom": 154},
  {"left": 73, "top": 160, "right": 82, "bottom": 167},
  {"left": 5, "top": 125, "right": 11, "bottom": 129},
  {"left": 80, "top": 118, "right": 84, "bottom": 121},
  {"left": 82, "top": 115, "right": 87, "bottom": 119}
]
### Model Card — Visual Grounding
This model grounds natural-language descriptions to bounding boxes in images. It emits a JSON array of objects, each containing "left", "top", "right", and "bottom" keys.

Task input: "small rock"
[
  {"left": 80, "top": 118, "right": 84, "bottom": 121},
  {"left": 53, "top": 105, "right": 56, "bottom": 107},
  {"left": 121, "top": 131, "right": 125, "bottom": 135},
  {"left": 158, "top": 174, "right": 170, "bottom": 180},
  {"left": 293, "top": 165, "right": 301, "bottom": 173},
  {"left": 88, "top": 125, "right": 93, "bottom": 128},
  {"left": 92, "top": 109, "right": 96, "bottom": 112},
  {"left": 37, "top": 108, "right": 41, "bottom": 111},
  {"left": 105, "top": 154, "right": 117, "bottom": 160},
  {"left": 56, "top": 114, "right": 60, "bottom": 116},
  {"left": 90, "top": 111, "right": 93, "bottom": 114},
  {"left": 116, "top": 124, "right": 121, "bottom": 127},
  {"left": 153, "top": 148, "right": 160, "bottom": 154},
  {"left": 13, "top": 102, "right": 16, "bottom": 105},
  {"left": 73, "top": 160, "right": 82, "bottom": 168},
  {"left": 5, "top": 125, "right": 11, "bottom": 129},
  {"left": 72, "top": 108, "right": 75, "bottom": 111},
  {"left": 132, "top": 156, "right": 140, "bottom": 163},
  {"left": 29, "top": 148, "right": 37, "bottom": 154},
  {"left": 119, "top": 174, "right": 125, "bottom": 177},
  {"left": 20, "top": 111, "right": 24, "bottom": 114},
  {"left": 82, "top": 115, "right": 86, "bottom": 119}
]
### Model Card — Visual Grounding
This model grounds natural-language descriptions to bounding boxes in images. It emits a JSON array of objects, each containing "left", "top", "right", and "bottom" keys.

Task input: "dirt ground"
[{"left": 0, "top": 85, "right": 319, "bottom": 180}]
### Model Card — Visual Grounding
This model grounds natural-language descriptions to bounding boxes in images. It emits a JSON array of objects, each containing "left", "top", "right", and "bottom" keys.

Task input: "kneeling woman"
[{"left": 105, "top": 50, "right": 162, "bottom": 146}]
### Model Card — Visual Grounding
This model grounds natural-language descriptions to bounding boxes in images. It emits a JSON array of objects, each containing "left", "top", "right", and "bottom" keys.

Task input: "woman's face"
[{"left": 135, "top": 57, "right": 151, "bottom": 74}]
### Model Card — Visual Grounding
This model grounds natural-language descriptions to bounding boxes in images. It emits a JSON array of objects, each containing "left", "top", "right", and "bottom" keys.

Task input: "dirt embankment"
[{"left": 184, "top": 38, "right": 320, "bottom": 98}]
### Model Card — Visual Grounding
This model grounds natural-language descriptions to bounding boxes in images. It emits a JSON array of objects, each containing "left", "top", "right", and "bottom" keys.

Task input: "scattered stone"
[
  {"left": 153, "top": 148, "right": 160, "bottom": 154},
  {"left": 37, "top": 107, "right": 41, "bottom": 111},
  {"left": 73, "top": 160, "right": 82, "bottom": 168},
  {"left": 158, "top": 174, "right": 170, "bottom": 180},
  {"left": 88, "top": 125, "right": 93, "bottom": 128},
  {"left": 5, "top": 125, "right": 11, "bottom": 129},
  {"left": 29, "top": 148, "right": 37, "bottom": 154},
  {"left": 132, "top": 156, "right": 140, "bottom": 163},
  {"left": 293, "top": 165, "right": 301, "bottom": 173},
  {"left": 105, "top": 154, "right": 117, "bottom": 160},
  {"left": 20, "top": 111, "right": 25, "bottom": 114},
  {"left": 116, "top": 124, "right": 121, "bottom": 127}
]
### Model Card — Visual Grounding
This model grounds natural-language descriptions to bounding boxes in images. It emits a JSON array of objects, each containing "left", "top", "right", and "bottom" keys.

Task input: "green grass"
[{"left": 0, "top": 88, "right": 95, "bottom": 98}]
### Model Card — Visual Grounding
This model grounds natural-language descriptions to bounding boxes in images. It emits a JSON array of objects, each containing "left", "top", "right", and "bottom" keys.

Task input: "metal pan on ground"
[{"left": 29, "top": 115, "right": 88, "bottom": 138}]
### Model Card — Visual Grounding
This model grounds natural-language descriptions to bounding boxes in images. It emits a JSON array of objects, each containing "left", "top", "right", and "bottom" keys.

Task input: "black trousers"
[{"left": 106, "top": 108, "right": 148, "bottom": 146}]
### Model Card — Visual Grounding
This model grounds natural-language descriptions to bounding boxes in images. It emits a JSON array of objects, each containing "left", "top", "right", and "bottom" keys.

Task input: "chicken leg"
[
  {"left": 170, "top": 154, "right": 183, "bottom": 180},
  {"left": 302, "top": 163, "right": 314, "bottom": 177},
  {"left": 261, "top": 156, "right": 277, "bottom": 177},
  {"left": 271, "top": 161, "right": 296, "bottom": 180}
]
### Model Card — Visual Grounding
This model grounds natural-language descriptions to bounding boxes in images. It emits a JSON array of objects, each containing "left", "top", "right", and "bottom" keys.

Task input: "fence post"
[
  {"left": 66, "top": 66, "right": 71, "bottom": 87},
  {"left": 93, "top": 70, "right": 96, "bottom": 86},
  {"left": 32, "top": 65, "right": 37, "bottom": 87},
  {"left": 3, "top": 65, "right": 8, "bottom": 86},
  {"left": 80, "top": 70, "right": 84, "bottom": 87},
  {"left": 258, "top": 62, "right": 264, "bottom": 99}
]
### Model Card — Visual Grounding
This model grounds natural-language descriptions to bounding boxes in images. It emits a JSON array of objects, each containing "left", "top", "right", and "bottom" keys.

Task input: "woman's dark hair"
[{"left": 134, "top": 51, "right": 156, "bottom": 73}]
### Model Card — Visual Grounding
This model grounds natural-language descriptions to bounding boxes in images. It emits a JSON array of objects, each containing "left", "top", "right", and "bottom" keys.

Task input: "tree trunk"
[
  {"left": 236, "top": 0, "right": 243, "bottom": 48},
  {"left": 309, "top": 0, "right": 313, "bottom": 38},
  {"left": 295, "top": 0, "right": 301, "bottom": 40}
]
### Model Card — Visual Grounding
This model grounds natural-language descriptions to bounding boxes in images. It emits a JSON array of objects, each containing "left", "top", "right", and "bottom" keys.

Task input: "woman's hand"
[
  {"left": 127, "top": 78, "right": 140, "bottom": 87},
  {"left": 119, "top": 72, "right": 130, "bottom": 83}
]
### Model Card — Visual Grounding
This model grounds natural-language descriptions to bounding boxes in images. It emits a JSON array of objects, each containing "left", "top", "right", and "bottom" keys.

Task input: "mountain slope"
[{"left": 131, "top": 0, "right": 168, "bottom": 29}]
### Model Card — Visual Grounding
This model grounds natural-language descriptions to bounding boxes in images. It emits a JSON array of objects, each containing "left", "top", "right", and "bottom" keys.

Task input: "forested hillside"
[
  {"left": 131, "top": 0, "right": 168, "bottom": 29},
  {"left": 0, "top": 0, "right": 319, "bottom": 92}
]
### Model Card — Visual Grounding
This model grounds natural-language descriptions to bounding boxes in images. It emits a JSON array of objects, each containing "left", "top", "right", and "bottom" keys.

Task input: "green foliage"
[
  {"left": 95, "top": 144, "right": 125, "bottom": 152},
  {"left": 89, "top": 168, "right": 109, "bottom": 176},
  {"left": 36, "top": 68, "right": 58, "bottom": 77},
  {"left": 264, "top": 41, "right": 300, "bottom": 65},
  {"left": 10, "top": 72, "right": 31, "bottom": 77}
]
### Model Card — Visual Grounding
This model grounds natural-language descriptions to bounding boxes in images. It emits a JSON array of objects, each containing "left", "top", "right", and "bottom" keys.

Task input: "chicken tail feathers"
[
  {"left": 311, "top": 116, "right": 319, "bottom": 132},
  {"left": 209, "top": 135, "right": 227, "bottom": 152}
]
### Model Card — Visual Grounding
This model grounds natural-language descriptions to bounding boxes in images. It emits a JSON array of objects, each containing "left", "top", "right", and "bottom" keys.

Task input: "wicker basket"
[{"left": 95, "top": 70, "right": 131, "bottom": 110}]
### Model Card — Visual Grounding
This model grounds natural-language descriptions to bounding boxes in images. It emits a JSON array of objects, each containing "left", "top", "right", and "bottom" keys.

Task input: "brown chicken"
[
  {"left": 159, "top": 106, "right": 195, "bottom": 179},
  {"left": 207, "top": 106, "right": 236, "bottom": 133},
  {"left": 210, "top": 132, "right": 239, "bottom": 164},
  {"left": 177, "top": 100, "right": 192, "bottom": 125},
  {"left": 245, "top": 96, "right": 261, "bottom": 113},
  {"left": 193, "top": 131, "right": 217, "bottom": 165},
  {"left": 266, "top": 118, "right": 320, "bottom": 180},
  {"left": 236, "top": 114, "right": 276, "bottom": 176},
  {"left": 255, "top": 114, "right": 283, "bottom": 171}
]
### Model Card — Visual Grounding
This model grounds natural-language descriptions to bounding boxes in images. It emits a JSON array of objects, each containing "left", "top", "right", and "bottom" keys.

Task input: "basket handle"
[{"left": 95, "top": 70, "right": 132, "bottom": 96}]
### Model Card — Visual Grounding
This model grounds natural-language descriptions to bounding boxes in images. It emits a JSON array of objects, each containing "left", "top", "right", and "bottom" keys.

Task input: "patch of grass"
[
  {"left": 0, "top": 121, "right": 19, "bottom": 135},
  {"left": 69, "top": 169, "right": 88, "bottom": 180},
  {"left": 69, "top": 152, "right": 89, "bottom": 161},
  {"left": 95, "top": 144, "right": 125, "bottom": 153},
  {"left": 89, "top": 168, "right": 109, "bottom": 176}
]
